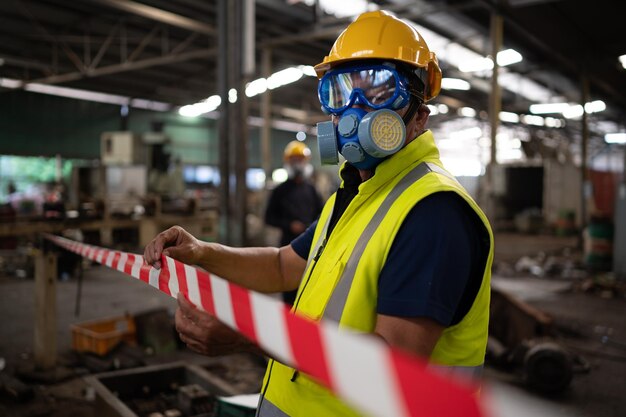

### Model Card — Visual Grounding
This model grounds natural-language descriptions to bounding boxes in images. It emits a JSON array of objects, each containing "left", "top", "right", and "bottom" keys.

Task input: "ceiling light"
[
  {"left": 427, "top": 104, "right": 439, "bottom": 115},
  {"left": 529, "top": 103, "right": 570, "bottom": 114},
  {"left": 496, "top": 49, "right": 523, "bottom": 66},
  {"left": 584, "top": 100, "right": 606, "bottom": 113},
  {"left": 459, "top": 57, "right": 493, "bottom": 73},
  {"left": 228, "top": 88, "right": 238, "bottom": 103},
  {"left": 437, "top": 104, "right": 449, "bottom": 114},
  {"left": 267, "top": 67, "right": 303, "bottom": 89},
  {"left": 605, "top": 133, "right": 626, "bottom": 144},
  {"left": 0, "top": 78, "right": 20, "bottom": 88},
  {"left": 179, "top": 95, "right": 221, "bottom": 117},
  {"left": 25, "top": 83, "right": 130, "bottom": 105},
  {"left": 459, "top": 49, "right": 523, "bottom": 72},
  {"left": 620, "top": 54, "right": 626, "bottom": 69},
  {"left": 562, "top": 105, "right": 584, "bottom": 119},
  {"left": 499, "top": 112, "right": 520, "bottom": 123},
  {"left": 298, "top": 65, "right": 317, "bottom": 77},
  {"left": 245, "top": 78, "right": 267, "bottom": 97},
  {"left": 458, "top": 107, "right": 477, "bottom": 118},
  {"left": 441, "top": 78, "right": 470, "bottom": 90},
  {"left": 521, "top": 115, "right": 544, "bottom": 126}
]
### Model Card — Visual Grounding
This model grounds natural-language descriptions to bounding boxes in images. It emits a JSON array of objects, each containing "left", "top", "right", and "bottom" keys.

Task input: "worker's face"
[{"left": 286, "top": 155, "right": 311, "bottom": 179}]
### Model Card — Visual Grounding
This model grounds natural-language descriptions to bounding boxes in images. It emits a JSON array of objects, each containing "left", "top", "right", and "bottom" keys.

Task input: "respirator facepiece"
[{"left": 316, "top": 63, "right": 420, "bottom": 170}]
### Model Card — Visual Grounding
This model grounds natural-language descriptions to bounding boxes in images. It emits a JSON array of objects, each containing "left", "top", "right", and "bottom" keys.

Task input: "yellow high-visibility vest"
[{"left": 257, "top": 130, "right": 494, "bottom": 417}]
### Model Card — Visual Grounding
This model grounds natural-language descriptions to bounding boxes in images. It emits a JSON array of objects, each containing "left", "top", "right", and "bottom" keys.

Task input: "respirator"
[
  {"left": 316, "top": 64, "right": 412, "bottom": 170},
  {"left": 317, "top": 107, "right": 405, "bottom": 170}
]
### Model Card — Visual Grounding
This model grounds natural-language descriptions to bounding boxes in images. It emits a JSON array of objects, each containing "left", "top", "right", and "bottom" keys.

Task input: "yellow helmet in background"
[
  {"left": 314, "top": 10, "right": 442, "bottom": 102},
  {"left": 284, "top": 140, "right": 311, "bottom": 161}
]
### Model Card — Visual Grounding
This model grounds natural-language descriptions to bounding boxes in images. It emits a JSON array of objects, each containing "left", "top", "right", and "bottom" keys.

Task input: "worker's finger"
[
  {"left": 144, "top": 227, "right": 179, "bottom": 266},
  {"left": 177, "top": 293, "right": 205, "bottom": 322},
  {"left": 175, "top": 308, "right": 205, "bottom": 341}
]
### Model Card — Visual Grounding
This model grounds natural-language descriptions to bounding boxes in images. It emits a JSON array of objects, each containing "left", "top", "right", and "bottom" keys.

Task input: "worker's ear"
[{"left": 414, "top": 103, "right": 430, "bottom": 129}]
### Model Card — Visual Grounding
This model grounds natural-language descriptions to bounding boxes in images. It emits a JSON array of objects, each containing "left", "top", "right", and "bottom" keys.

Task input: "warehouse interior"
[{"left": 0, "top": 0, "right": 625, "bottom": 416}]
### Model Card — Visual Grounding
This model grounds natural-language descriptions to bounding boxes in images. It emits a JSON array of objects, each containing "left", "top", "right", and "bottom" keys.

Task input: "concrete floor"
[{"left": 0, "top": 233, "right": 624, "bottom": 417}]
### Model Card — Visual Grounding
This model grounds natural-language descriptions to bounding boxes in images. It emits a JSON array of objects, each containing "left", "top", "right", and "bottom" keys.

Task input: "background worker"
[
  {"left": 264, "top": 140, "right": 323, "bottom": 304},
  {"left": 145, "top": 10, "right": 493, "bottom": 417}
]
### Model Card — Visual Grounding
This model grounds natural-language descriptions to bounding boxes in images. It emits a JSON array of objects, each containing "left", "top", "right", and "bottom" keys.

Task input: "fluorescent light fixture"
[
  {"left": 245, "top": 78, "right": 267, "bottom": 97},
  {"left": 531, "top": 100, "right": 606, "bottom": 118},
  {"left": 459, "top": 57, "right": 493, "bottom": 73},
  {"left": 298, "top": 65, "right": 317, "bottom": 77},
  {"left": 0, "top": 77, "right": 20, "bottom": 88},
  {"left": 499, "top": 111, "right": 520, "bottom": 123},
  {"left": 437, "top": 104, "right": 449, "bottom": 114},
  {"left": 441, "top": 78, "right": 470, "bottom": 90},
  {"left": 544, "top": 117, "right": 564, "bottom": 128},
  {"left": 605, "top": 133, "right": 626, "bottom": 144},
  {"left": 459, "top": 49, "right": 523, "bottom": 72},
  {"left": 427, "top": 104, "right": 439, "bottom": 115},
  {"left": 521, "top": 115, "right": 544, "bottom": 126},
  {"left": 620, "top": 54, "right": 626, "bottom": 69},
  {"left": 1, "top": 76, "right": 170, "bottom": 111},
  {"left": 130, "top": 99, "right": 170, "bottom": 112},
  {"left": 458, "top": 107, "right": 477, "bottom": 118},
  {"left": 497, "top": 49, "right": 523, "bottom": 66},
  {"left": 179, "top": 95, "right": 221, "bottom": 117},
  {"left": 25, "top": 83, "right": 129, "bottom": 105},
  {"left": 562, "top": 104, "right": 583, "bottom": 119},
  {"left": 267, "top": 67, "right": 303, "bottom": 89},
  {"left": 529, "top": 102, "right": 570, "bottom": 114},
  {"left": 584, "top": 100, "right": 606, "bottom": 113},
  {"left": 228, "top": 88, "right": 238, "bottom": 103}
]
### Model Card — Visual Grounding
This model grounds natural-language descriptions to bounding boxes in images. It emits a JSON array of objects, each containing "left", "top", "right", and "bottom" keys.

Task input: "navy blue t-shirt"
[{"left": 290, "top": 191, "right": 488, "bottom": 326}]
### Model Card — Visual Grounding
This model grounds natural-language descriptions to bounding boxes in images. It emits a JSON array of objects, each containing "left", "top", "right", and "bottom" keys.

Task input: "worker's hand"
[
  {"left": 143, "top": 226, "right": 202, "bottom": 269},
  {"left": 289, "top": 220, "right": 306, "bottom": 235},
  {"left": 175, "top": 293, "right": 254, "bottom": 356}
]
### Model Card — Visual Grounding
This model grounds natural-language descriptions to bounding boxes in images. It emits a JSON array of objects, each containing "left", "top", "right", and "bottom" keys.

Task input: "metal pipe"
[
  {"left": 580, "top": 74, "right": 590, "bottom": 234},
  {"left": 218, "top": 0, "right": 230, "bottom": 244},
  {"left": 261, "top": 49, "right": 273, "bottom": 183}
]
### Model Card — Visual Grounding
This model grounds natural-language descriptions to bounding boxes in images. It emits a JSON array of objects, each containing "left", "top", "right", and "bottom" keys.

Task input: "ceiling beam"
[
  {"left": 85, "top": 0, "right": 215, "bottom": 35},
  {"left": 21, "top": 47, "right": 217, "bottom": 86}
]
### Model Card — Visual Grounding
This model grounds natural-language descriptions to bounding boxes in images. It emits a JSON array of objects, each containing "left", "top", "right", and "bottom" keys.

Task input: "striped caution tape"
[{"left": 45, "top": 234, "right": 488, "bottom": 417}]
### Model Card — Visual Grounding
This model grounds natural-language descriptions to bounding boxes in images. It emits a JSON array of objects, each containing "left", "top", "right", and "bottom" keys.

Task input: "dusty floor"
[{"left": 0, "top": 233, "right": 624, "bottom": 417}]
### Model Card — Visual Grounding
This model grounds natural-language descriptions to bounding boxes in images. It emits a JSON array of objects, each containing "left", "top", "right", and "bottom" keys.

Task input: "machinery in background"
[{"left": 486, "top": 288, "right": 589, "bottom": 394}]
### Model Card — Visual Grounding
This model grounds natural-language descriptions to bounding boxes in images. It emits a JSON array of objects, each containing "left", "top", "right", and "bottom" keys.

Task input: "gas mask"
[
  {"left": 286, "top": 161, "right": 313, "bottom": 180},
  {"left": 316, "top": 64, "right": 415, "bottom": 170},
  {"left": 317, "top": 107, "right": 406, "bottom": 170}
]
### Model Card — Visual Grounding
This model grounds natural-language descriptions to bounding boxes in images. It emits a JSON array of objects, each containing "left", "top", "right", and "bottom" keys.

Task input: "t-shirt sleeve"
[
  {"left": 377, "top": 192, "right": 475, "bottom": 326},
  {"left": 290, "top": 219, "right": 318, "bottom": 260}
]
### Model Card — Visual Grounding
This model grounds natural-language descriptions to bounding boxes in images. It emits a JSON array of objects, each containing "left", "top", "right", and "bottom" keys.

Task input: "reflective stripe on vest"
[
  {"left": 324, "top": 162, "right": 452, "bottom": 322},
  {"left": 257, "top": 396, "right": 290, "bottom": 417}
]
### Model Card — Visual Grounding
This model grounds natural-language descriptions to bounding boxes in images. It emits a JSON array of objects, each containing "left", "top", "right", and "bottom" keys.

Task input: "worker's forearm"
[{"left": 195, "top": 242, "right": 289, "bottom": 293}]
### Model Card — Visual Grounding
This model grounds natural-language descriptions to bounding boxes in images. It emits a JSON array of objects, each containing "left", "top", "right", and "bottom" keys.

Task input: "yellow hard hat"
[
  {"left": 314, "top": 10, "right": 442, "bottom": 102},
  {"left": 284, "top": 140, "right": 311, "bottom": 160}
]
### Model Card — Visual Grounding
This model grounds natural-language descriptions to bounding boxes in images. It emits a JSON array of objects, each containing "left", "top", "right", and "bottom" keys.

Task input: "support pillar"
[{"left": 34, "top": 250, "right": 57, "bottom": 370}]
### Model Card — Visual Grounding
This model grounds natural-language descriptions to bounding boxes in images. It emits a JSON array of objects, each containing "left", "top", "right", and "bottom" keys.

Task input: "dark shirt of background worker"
[{"left": 265, "top": 141, "right": 323, "bottom": 304}]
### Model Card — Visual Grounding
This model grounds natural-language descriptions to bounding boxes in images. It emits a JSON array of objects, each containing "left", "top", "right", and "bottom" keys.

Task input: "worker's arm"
[
  {"left": 143, "top": 226, "right": 306, "bottom": 293},
  {"left": 374, "top": 314, "right": 444, "bottom": 358}
]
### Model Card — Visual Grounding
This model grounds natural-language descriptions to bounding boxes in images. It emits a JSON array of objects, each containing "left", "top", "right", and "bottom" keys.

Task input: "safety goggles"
[{"left": 318, "top": 64, "right": 412, "bottom": 114}]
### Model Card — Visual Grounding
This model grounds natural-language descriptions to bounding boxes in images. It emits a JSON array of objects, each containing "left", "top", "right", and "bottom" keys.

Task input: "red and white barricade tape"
[{"left": 46, "top": 234, "right": 489, "bottom": 417}]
